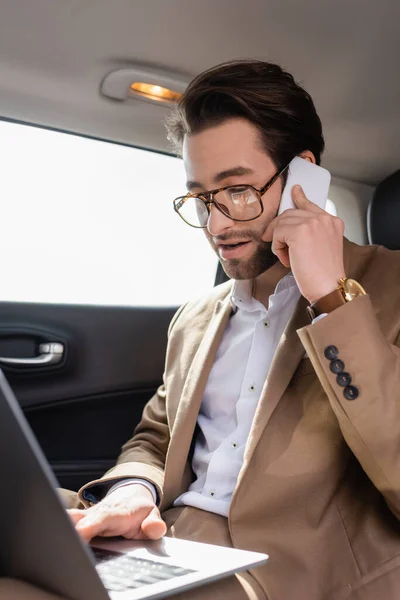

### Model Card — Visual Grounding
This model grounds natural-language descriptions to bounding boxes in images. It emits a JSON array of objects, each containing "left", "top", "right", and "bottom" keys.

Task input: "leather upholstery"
[{"left": 367, "top": 170, "right": 400, "bottom": 250}]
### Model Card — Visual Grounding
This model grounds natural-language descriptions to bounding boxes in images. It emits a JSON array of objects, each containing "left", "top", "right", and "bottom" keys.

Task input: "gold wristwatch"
[{"left": 306, "top": 277, "right": 367, "bottom": 321}]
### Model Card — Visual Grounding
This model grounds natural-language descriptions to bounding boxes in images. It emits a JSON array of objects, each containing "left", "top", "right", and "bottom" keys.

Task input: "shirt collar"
[{"left": 230, "top": 272, "right": 297, "bottom": 313}]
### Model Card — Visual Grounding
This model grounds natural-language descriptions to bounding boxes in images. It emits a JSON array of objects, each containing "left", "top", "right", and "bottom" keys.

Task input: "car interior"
[{"left": 0, "top": 0, "right": 398, "bottom": 502}]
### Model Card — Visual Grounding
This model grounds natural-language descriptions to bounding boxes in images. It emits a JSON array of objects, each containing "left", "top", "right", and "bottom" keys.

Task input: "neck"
[{"left": 253, "top": 261, "right": 291, "bottom": 307}]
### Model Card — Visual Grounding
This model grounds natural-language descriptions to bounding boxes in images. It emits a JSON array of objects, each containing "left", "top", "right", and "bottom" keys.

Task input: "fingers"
[
  {"left": 140, "top": 507, "right": 167, "bottom": 540},
  {"left": 292, "top": 185, "right": 321, "bottom": 212},
  {"left": 264, "top": 215, "right": 308, "bottom": 242},
  {"left": 74, "top": 506, "right": 117, "bottom": 543},
  {"left": 74, "top": 504, "right": 138, "bottom": 543},
  {"left": 70, "top": 499, "right": 161, "bottom": 543},
  {"left": 271, "top": 236, "right": 291, "bottom": 268},
  {"left": 67, "top": 508, "right": 87, "bottom": 526},
  {"left": 68, "top": 485, "right": 163, "bottom": 544},
  {"left": 265, "top": 200, "right": 323, "bottom": 242},
  {"left": 265, "top": 186, "right": 323, "bottom": 242},
  {"left": 269, "top": 219, "right": 311, "bottom": 267},
  {"left": 68, "top": 507, "right": 105, "bottom": 542},
  {"left": 276, "top": 209, "right": 316, "bottom": 219}
]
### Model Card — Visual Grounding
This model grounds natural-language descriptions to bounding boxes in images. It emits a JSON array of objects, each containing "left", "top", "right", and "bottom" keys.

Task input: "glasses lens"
[
  {"left": 214, "top": 186, "right": 261, "bottom": 221},
  {"left": 175, "top": 195, "right": 209, "bottom": 227}
]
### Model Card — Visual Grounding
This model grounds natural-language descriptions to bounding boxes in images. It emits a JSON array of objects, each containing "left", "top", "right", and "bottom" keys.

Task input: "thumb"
[
  {"left": 292, "top": 184, "right": 317, "bottom": 210},
  {"left": 292, "top": 184, "right": 307, "bottom": 206},
  {"left": 140, "top": 507, "right": 167, "bottom": 540}
]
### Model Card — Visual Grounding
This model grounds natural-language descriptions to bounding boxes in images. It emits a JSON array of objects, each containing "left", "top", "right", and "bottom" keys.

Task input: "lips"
[
  {"left": 217, "top": 240, "right": 251, "bottom": 259},
  {"left": 219, "top": 241, "right": 247, "bottom": 249},
  {"left": 217, "top": 239, "right": 250, "bottom": 248}
]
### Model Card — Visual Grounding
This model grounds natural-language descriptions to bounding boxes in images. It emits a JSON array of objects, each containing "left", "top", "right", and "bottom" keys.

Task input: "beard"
[
  {"left": 207, "top": 224, "right": 279, "bottom": 280},
  {"left": 220, "top": 239, "right": 279, "bottom": 280}
]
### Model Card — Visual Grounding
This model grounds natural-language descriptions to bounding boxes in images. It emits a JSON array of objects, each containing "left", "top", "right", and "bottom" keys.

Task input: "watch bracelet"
[{"left": 308, "top": 287, "right": 346, "bottom": 320}]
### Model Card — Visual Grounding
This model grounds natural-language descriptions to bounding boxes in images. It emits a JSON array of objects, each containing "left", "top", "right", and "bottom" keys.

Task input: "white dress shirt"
[
  {"left": 173, "top": 273, "right": 300, "bottom": 516},
  {"left": 106, "top": 274, "right": 325, "bottom": 513}
]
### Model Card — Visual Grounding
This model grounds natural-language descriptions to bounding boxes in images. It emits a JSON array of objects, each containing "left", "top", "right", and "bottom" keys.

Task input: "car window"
[{"left": 0, "top": 120, "right": 217, "bottom": 306}]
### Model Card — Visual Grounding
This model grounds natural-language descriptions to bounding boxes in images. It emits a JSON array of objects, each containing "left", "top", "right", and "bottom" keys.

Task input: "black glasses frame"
[{"left": 173, "top": 162, "right": 290, "bottom": 228}]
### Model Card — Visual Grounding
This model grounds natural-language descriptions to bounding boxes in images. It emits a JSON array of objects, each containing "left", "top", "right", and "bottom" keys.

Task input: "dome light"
[
  {"left": 101, "top": 66, "right": 188, "bottom": 106},
  {"left": 130, "top": 82, "right": 182, "bottom": 103}
]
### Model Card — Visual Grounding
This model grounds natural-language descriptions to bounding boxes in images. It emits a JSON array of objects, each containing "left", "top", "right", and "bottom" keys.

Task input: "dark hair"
[{"left": 165, "top": 59, "right": 325, "bottom": 167}]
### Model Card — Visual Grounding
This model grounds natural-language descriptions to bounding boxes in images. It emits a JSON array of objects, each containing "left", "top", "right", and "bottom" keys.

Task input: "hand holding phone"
[
  {"left": 278, "top": 156, "right": 331, "bottom": 215},
  {"left": 264, "top": 156, "right": 345, "bottom": 305}
]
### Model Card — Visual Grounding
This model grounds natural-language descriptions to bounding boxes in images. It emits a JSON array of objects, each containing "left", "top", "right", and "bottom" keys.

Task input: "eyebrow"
[{"left": 186, "top": 166, "right": 254, "bottom": 191}]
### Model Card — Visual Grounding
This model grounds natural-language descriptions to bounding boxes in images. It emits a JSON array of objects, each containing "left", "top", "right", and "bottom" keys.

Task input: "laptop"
[{"left": 0, "top": 370, "right": 268, "bottom": 600}]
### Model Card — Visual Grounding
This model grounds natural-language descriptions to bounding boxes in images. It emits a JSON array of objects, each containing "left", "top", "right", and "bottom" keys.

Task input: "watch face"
[{"left": 343, "top": 278, "right": 367, "bottom": 301}]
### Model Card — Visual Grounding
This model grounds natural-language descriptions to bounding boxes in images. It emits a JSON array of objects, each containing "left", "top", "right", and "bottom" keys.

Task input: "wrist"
[
  {"left": 307, "top": 277, "right": 367, "bottom": 322},
  {"left": 107, "top": 482, "right": 155, "bottom": 504},
  {"left": 307, "top": 275, "right": 346, "bottom": 305}
]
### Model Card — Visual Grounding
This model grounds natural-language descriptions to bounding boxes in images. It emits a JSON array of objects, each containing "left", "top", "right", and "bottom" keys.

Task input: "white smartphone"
[{"left": 278, "top": 156, "right": 331, "bottom": 215}]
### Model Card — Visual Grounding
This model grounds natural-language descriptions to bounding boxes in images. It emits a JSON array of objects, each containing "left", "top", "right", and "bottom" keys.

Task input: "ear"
[{"left": 299, "top": 150, "right": 316, "bottom": 165}]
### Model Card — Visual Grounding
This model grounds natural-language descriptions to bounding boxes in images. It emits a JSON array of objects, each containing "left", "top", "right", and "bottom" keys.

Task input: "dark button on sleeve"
[
  {"left": 336, "top": 372, "right": 352, "bottom": 387},
  {"left": 330, "top": 359, "right": 345, "bottom": 374},
  {"left": 324, "top": 345, "right": 339, "bottom": 360},
  {"left": 344, "top": 385, "right": 359, "bottom": 400}
]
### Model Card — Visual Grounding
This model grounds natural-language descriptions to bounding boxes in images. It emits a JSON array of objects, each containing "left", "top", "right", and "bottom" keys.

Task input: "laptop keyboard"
[{"left": 92, "top": 546, "right": 196, "bottom": 592}]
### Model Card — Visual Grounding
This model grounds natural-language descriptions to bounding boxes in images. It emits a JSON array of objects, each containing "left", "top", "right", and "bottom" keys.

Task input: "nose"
[{"left": 207, "top": 203, "right": 235, "bottom": 236}]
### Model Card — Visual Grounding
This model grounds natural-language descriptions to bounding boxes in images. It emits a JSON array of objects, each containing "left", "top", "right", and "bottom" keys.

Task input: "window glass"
[{"left": 0, "top": 121, "right": 217, "bottom": 306}]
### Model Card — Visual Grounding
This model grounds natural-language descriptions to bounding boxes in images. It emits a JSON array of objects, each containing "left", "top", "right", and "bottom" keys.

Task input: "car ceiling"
[{"left": 0, "top": 0, "right": 399, "bottom": 185}]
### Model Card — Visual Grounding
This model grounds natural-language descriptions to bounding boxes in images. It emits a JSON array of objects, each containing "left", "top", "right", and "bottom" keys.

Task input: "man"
[{"left": 61, "top": 61, "right": 400, "bottom": 599}]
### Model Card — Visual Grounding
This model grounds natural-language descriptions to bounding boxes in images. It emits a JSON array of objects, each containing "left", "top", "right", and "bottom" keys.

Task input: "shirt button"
[
  {"left": 264, "top": 321, "right": 269, "bottom": 327},
  {"left": 232, "top": 442, "right": 238, "bottom": 448},
  {"left": 210, "top": 491, "right": 215, "bottom": 497},
  {"left": 249, "top": 385, "right": 255, "bottom": 392}
]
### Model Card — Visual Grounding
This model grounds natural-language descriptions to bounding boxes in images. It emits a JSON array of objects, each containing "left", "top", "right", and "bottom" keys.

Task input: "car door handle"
[{"left": 0, "top": 342, "right": 64, "bottom": 367}]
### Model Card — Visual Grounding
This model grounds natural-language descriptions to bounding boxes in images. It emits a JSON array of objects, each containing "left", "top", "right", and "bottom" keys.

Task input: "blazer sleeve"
[
  {"left": 78, "top": 304, "right": 187, "bottom": 508},
  {"left": 297, "top": 294, "right": 400, "bottom": 519}
]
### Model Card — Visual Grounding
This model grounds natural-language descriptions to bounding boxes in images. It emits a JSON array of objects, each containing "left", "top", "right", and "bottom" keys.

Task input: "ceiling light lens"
[{"left": 130, "top": 82, "right": 182, "bottom": 103}]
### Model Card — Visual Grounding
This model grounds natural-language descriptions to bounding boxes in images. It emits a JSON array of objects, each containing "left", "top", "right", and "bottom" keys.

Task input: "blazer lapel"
[
  {"left": 162, "top": 293, "right": 233, "bottom": 508},
  {"left": 237, "top": 294, "right": 310, "bottom": 477}
]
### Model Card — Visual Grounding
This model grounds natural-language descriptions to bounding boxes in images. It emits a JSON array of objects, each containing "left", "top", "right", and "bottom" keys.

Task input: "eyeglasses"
[{"left": 173, "top": 162, "right": 290, "bottom": 229}]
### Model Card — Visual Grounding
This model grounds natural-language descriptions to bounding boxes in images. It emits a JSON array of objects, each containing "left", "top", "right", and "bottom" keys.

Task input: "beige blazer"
[{"left": 80, "top": 238, "right": 400, "bottom": 600}]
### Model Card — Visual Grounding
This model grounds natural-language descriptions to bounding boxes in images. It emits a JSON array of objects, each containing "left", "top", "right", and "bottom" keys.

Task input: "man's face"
[{"left": 183, "top": 118, "right": 284, "bottom": 280}]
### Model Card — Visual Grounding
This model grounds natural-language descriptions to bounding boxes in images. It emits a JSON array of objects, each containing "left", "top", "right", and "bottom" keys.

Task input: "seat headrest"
[{"left": 367, "top": 170, "right": 400, "bottom": 250}]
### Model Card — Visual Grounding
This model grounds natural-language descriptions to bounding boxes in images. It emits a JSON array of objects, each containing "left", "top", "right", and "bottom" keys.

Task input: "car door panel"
[{"left": 0, "top": 302, "right": 176, "bottom": 490}]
